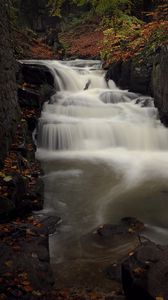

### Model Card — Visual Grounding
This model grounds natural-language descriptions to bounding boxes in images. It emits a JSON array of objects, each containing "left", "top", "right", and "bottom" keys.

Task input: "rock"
[
  {"left": 105, "top": 61, "right": 122, "bottom": 86},
  {"left": 105, "top": 60, "right": 132, "bottom": 91},
  {"left": 106, "top": 58, "right": 152, "bottom": 95},
  {"left": 17, "top": 63, "right": 56, "bottom": 108},
  {"left": 37, "top": 245, "right": 49, "bottom": 262},
  {"left": 11, "top": 174, "right": 28, "bottom": 205},
  {"left": 152, "top": 45, "right": 168, "bottom": 126},
  {"left": 17, "top": 63, "right": 55, "bottom": 87},
  {"left": 0, "top": 196, "right": 15, "bottom": 220},
  {"left": 106, "top": 45, "right": 168, "bottom": 126},
  {"left": 26, "top": 116, "right": 38, "bottom": 132},
  {"left": 96, "top": 218, "right": 144, "bottom": 241},
  {"left": 135, "top": 96, "right": 154, "bottom": 107},
  {"left": 122, "top": 241, "right": 168, "bottom": 300},
  {"left": 31, "top": 177, "right": 44, "bottom": 198},
  {"left": 129, "top": 60, "right": 152, "bottom": 95},
  {"left": 121, "top": 217, "right": 144, "bottom": 232},
  {"left": 105, "top": 263, "right": 122, "bottom": 282},
  {"left": 41, "top": 215, "right": 61, "bottom": 235},
  {"left": 18, "top": 87, "right": 43, "bottom": 108},
  {"left": 16, "top": 142, "right": 28, "bottom": 158}
]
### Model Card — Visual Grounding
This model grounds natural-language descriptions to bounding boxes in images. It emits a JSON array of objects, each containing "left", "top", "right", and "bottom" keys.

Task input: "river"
[{"left": 33, "top": 59, "right": 168, "bottom": 289}]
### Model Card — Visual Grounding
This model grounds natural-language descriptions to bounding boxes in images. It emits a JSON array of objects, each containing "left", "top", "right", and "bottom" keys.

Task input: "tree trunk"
[{"left": 0, "top": 1, "right": 20, "bottom": 164}]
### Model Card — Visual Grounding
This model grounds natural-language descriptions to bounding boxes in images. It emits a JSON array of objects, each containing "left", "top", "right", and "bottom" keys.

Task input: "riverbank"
[{"left": 0, "top": 94, "right": 61, "bottom": 298}]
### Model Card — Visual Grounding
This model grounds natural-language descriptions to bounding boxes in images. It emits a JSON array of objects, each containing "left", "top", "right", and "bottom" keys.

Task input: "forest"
[
  {"left": 8, "top": 0, "right": 168, "bottom": 64},
  {"left": 0, "top": 1, "right": 168, "bottom": 300}
]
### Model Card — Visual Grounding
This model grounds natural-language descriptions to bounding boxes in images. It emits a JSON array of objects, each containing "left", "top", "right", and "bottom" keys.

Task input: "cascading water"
[{"left": 34, "top": 59, "right": 168, "bottom": 288}]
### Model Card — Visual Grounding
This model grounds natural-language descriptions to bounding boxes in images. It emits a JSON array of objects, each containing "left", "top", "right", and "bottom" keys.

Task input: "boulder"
[
  {"left": 122, "top": 241, "right": 168, "bottom": 300},
  {"left": 18, "top": 87, "right": 43, "bottom": 108},
  {"left": 0, "top": 196, "right": 15, "bottom": 220},
  {"left": 152, "top": 45, "right": 168, "bottom": 126},
  {"left": 17, "top": 63, "right": 55, "bottom": 87},
  {"left": 106, "top": 58, "right": 152, "bottom": 95},
  {"left": 129, "top": 59, "right": 152, "bottom": 95}
]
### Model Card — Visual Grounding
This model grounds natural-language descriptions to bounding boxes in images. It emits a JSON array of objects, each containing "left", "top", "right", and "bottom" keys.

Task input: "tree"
[{"left": 0, "top": 1, "right": 19, "bottom": 163}]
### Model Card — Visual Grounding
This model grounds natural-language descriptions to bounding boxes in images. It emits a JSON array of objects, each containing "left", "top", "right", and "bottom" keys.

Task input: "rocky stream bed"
[{"left": 0, "top": 61, "right": 168, "bottom": 300}]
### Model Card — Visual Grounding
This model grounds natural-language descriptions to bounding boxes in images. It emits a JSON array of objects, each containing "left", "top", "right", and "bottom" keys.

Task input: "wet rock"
[
  {"left": 0, "top": 196, "right": 15, "bottom": 220},
  {"left": 11, "top": 174, "right": 28, "bottom": 205},
  {"left": 106, "top": 57, "right": 152, "bottom": 95},
  {"left": 152, "top": 45, "right": 168, "bottom": 127},
  {"left": 37, "top": 246, "right": 49, "bottom": 262},
  {"left": 0, "top": 214, "right": 60, "bottom": 295},
  {"left": 106, "top": 46, "right": 168, "bottom": 125},
  {"left": 95, "top": 218, "right": 144, "bottom": 241},
  {"left": 31, "top": 178, "right": 44, "bottom": 198},
  {"left": 122, "top": 241, "right": 168, "bottom": 300},
  {"left": 17, "top": 63, "right": 55, "bottom": 87},
  {"left": 105, "top": 60, "right": 132, "bottom": 91},
  {"left": 105, "top": 263, "right": 122, "bottom": 282},
  {"left": 100, "top": 90, "right": 137, "bottom": 104},
  {"left": 135, "top": 96, "right": 154, "bottom": 107},
  {"left": 40, "top": 215, "right": 61, "bottom": 235},
  {"left": 16, "top": 142, "right": 28, "bottom": 158},
  {"left": 26, "top": 116, "right": 38, "bottom": 132},
  {"left": 129, "top": 60, "right": 152, "bottom": 95},
  {"left": 121, "top": 217, "right": 144, "bottom": 232},
  {"left": 105, "top": 61, "right": 122, "bottom": 87},
  {"left": 18, "top": 87, "right": 43, "bottom": 108}
]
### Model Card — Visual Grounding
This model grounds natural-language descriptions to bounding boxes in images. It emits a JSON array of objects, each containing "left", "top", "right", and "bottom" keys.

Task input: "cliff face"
[
  {"left": 106, "top": 46, "right": 168, "bottom": 126},
  {"left": 152, "top": 46, "right": 168, "bottom": 126},
  {"left": 0, "top": 2, "right": 19, "bottom": 163}
]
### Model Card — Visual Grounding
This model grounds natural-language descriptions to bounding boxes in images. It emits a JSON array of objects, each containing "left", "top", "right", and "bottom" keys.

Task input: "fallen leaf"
[
  {"left": 18, "top": 272, "right": 28, "bottom": 279},
  {"left": 128, "top": 228, "right": 134, "bottom": 233},
  {"left": 133, "top": 267, "right": 145, "bottom": 275},
  {"left": 35, "top": 223, "right": 43, "bottom": 228},
  {"left": 23, "top": 285, "right": 33, "bottom": 292},
  {"left": 0, "top": 172, "right": 5, "bottom": 177},
  {"left": 5, "top": 260, "right": 13, "bottom": 268},
  {"left": 26, "top": 229, "right": 36, "bottom": 236},
  {"left": 32, "top": 290, "right": 43, "bottom": 296},
  {"left": 22, "top": 280, "right": 31, "bottom": 286},
  {"left": 12, "top": 245, "right": 21, "bottom": 252},
  {"left": 3, "top": 176, "right": 12, "bottom": 182}
]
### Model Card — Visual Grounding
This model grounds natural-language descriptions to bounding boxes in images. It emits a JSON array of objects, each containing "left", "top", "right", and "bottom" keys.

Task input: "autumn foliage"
[
  {"left": 101, "top": 4, "right": 168, "bottom": 65},
  {"left": 60, "top": 24, "right": 103, "bottom": 58}
]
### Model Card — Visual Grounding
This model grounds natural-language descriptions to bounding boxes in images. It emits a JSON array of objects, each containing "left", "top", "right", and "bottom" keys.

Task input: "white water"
[{"left": 32, "top": 59, "right": 168, "bottom": 287}]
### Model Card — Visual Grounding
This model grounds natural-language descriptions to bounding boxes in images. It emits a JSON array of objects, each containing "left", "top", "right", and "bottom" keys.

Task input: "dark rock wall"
[
  {"left": 106, "top": 46, "right": 168, "bottom": 126},
  {"left": 106, "top": 57, "right": 153, "bottom": 95},
  {"left": 152, "top": 46, "right": 168, "bottom": 126},
  {"left": 0, "top": 1, "right": 19, "bottom": 163}
]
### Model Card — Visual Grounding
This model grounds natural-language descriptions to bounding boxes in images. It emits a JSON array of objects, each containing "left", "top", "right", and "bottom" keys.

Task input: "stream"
[{"left": 33, "top": 59, "right": 168, "bottom": 289}]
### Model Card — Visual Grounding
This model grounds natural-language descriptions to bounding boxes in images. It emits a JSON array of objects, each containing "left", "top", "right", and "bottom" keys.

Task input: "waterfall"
[
  {"left": 32, "top": 60, "right": 168, "bottom": 284},
  {"left": 34, "top": 59, "right": 168, "bottom": 152}
]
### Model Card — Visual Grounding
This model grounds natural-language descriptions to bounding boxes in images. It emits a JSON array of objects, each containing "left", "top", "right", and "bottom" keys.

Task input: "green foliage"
[
  {"left": 47, "top": 0, "right": 66, "bottom": 17},
  {"left": 101, "top": 15, "right": 143, "bottom": 62},
  {"left": 95, "top": 0, "right": 131, "bottom": 16}
]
